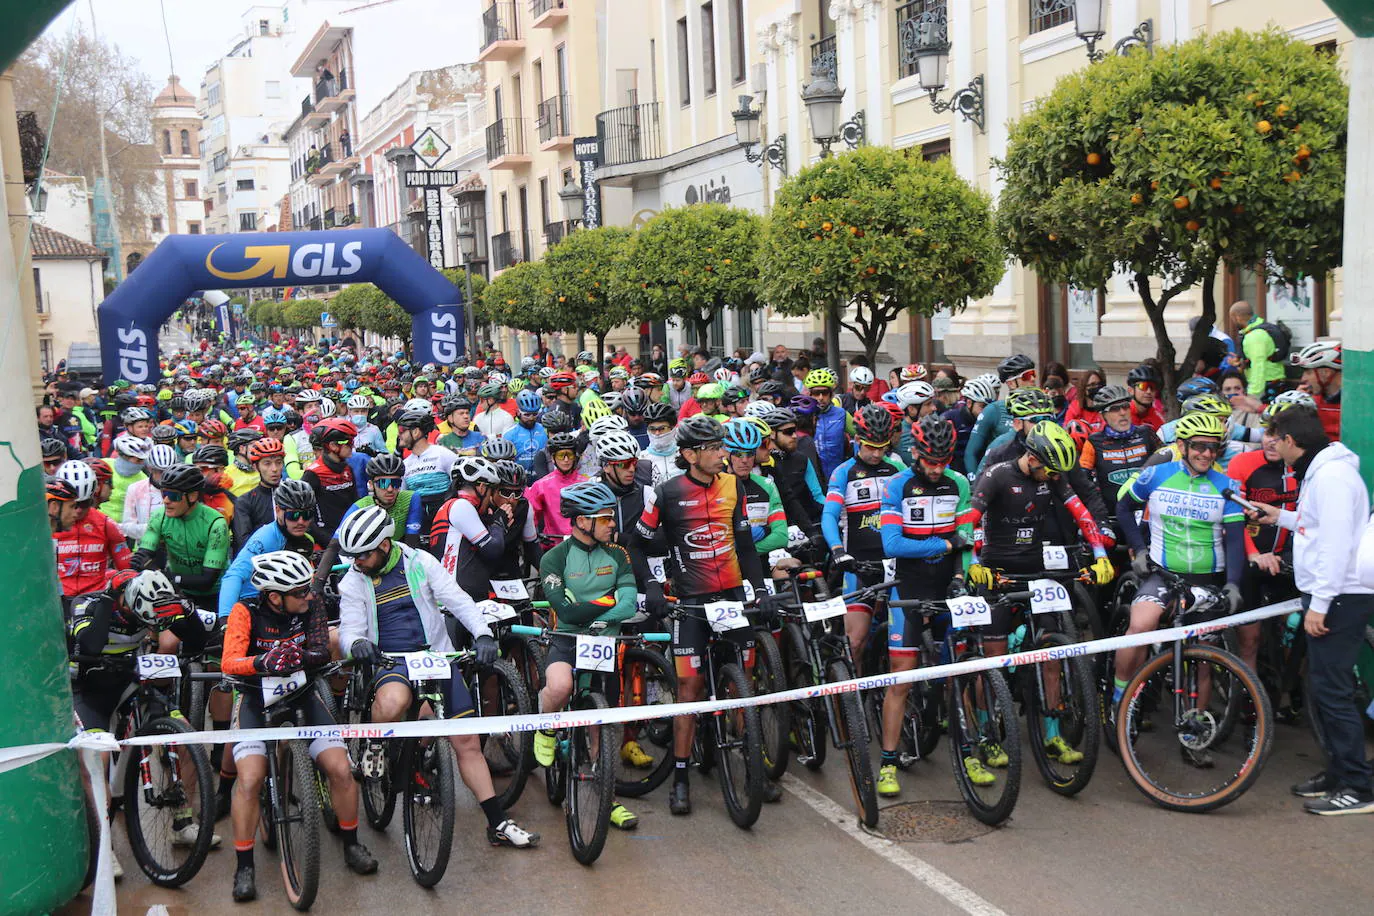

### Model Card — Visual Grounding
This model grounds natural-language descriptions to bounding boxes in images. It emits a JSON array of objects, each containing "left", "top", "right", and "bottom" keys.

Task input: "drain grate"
[{"left": 879, "top": 801, "right": 995, "bottom": 843}]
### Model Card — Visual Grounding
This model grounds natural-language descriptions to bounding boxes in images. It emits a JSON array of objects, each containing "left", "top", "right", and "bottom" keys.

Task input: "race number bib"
[
  {"left": 947, "top": 596, "right": 993, "bottom": 629},
  {"left": 704, "top": 601, "right": 747, "bottom": 633},
  {"left": 262, "top": 670, "right": 307, "bottom": 706},
  {"left": 803, "top": 596, "right": 847, "bottom": 623},
  {"left": 477, "top": 600, "right": 518, "bottom": 622},
  {"left": 742, "top": 580, "right": 756, "bottom": 603},
  {"left": 403, "top": 652, "right": 453, "bottom": 681},
  {"left": 647, "top": 556, "right": 668, "bottom": 582},
  {"left": 1029, "top": 579, "right": 1073, "bottom": 615},
  {"left": 490, "top": 579, "right": 529, "bottom": 601},
  {"left": 883, "top": 558, "right": 896, "bottom": 580},
  {"left": 1042, "top": 545, "right": 1069, "bottom": 570},
  {"left": 136, "top": 654, "right": 179, "bottom": 680},
  {"left": 575, "top": 635, "right": 616, "bottom": 672},
  {"left": 787, "top": 526, "right": 808, "bottom": 548}
]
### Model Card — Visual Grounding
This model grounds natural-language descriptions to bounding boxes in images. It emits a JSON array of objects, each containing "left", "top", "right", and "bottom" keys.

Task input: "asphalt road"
[{"left": 60, "top": 716, "right": 1371, "bottom": 916}]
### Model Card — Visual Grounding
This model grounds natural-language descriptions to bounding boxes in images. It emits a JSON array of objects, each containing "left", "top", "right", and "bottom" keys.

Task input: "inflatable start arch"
[{"left": 97, "top": 228, "right": 467, "bottom": 383}]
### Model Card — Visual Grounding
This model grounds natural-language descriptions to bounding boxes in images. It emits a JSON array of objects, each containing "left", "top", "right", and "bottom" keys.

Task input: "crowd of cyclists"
[{"left": 39, "top": 329, "right": 1352, "bottom": 904}]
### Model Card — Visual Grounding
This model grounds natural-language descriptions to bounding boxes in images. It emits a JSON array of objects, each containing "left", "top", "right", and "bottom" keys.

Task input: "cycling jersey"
[
  {"left": 963, "top": 399, "right": 1013, "bottom": 472},
  {"left": 228, "top": 466, "right": 260, "bottom": 498},
  {"left": 879, "top": 466, "right": 971, "bottom": 587},
  {"left": 474, "top": 408, "right": 514, "bottom": 439},
  {"left": 964, "top": 459, "right": 1105, "bottom": 574},
  {"left": 977, "top": 432, "right": 1112, "bottom": 532},
  {"left": 231, "top": 483, "right": 278, "bottom": 551},
  {"left": 1313, "top": 390, "right": 1341, "bottom": 441},
  {"left": 640, "top": 447, "right": 682, "bottom": 486},
  {"left": 739, "top": 472, "right": 787, "bottom": 555},
  {"left": 217, "top": 522, "right": 316, "bottom": 619},
  {"left": 940, "top": 403, "right": 978, "bottom": 475},
  {"left": 763, "top": 447, "right": 823, "bottom": 529},
  {"left": 301, "top": 457, "right": 356, "bottom": 543},
  {"left": 526, "top": 466, "right": 585, "bottom": 540},
  {"left": 433, "top": 491, "right": 516, "bottom": 600},
  {"left": 120, "top": 477, "right": 162, "bottom": 542},
  {"left": 53, "top": 509, "right": 132, "bottom": 597},
  {"left": 343, "top": 490, "right": 424, "bottom": 542},
  {"left": 538, "top": 536, "right": 637, "bottom": 632},
  {"left": 99, "top": 459, "right": 144, "bottom": 523},
  {"left": 504, "top": 423, "right": 548, "bottom": 473},
  {"left": 1227, "top": 449, "right": 1298, "bottom": 556},
  {"left": 402, "top": 443, "right": 458, "bottom": 498},
  {"left": 137, "top": 503, "right": 230, "bottom": 599},
  {"left": 822, "top": 456, "right": 904, "bottom": 558},
  {"left": 221, "top": 594, "right": 330, "bottom": 677},
  {"left": 637, "top": 472, "right": 765, "bottom": 598},
  {"left": 1119, "top": 460, "right": 1242, "bottom": 575},
  {"left": 813, "top": 405, "right": 854, "bottom": 483},
  {"left": 438, "top": 428, "right": 485, "bottom": 456},
  {"left": 351, "top": 422, "right": 386, "bottom": 455},
  {"left": 1082, "top": 425, "right": 1161, "bottom": 517}
]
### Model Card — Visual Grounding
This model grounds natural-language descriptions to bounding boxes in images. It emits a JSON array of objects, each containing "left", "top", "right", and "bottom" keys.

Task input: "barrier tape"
[{"left": 107, "top": 597, "right": 1301, "bottom": 749}]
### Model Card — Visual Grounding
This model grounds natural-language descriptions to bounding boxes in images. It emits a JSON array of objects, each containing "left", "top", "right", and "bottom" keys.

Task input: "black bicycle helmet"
[
  {"left": 641, "top": 402, "right": 677, "bottom": 425},
  {"left": 1125, "top": 363, "right": 1161, "bottom": 387},
  {"left": 481, "top": 438, "right": 517, "bottom": 461},
  {"left": 440, "top": 395, "right": 473, "bottom": 417},
  {"left": 560, "top": 480, "right": 617, "bottom": 518},
  {"left": 191, "top": 443, "right": 230, "bottom": 467},
  {"left": 41, "top": 438, "right": 67, "bottom": 459},
  {"left": 676, "top": 414, "right": 725, "bottom": 448},
  {"left": 395, "top": 406, "right": 435, "bottom": 433},
  {"left": 854, "top": 403, "right": 895, "bottom": 444},
  {"left": 547, "top": 431, "right": 583, "bottom": 453},
  {"left": 757, "top": 381, "right": 788, "bottom": 400},
  {"left": 761, "top": 406, "right": 797, "bottom": 431},
  {"left": 997, "top": 353, "right": 1036, "bottom": 382},
  {"left": 365, "top": 453, "right": 406, "bottom": 479},
  {"left": 911, "top": 414, "right": 957, "bottom": 462},
  {"left": 1091, "top": 384, "right": 1133, "bottom": 411},
  {"left": 159, "top": 464, "right": 205, "bottom": 493},
  {"left": 620, "top": 389, "right": 649, "bottom": 414},
  {"left": 150, "top": 425, "right": 178, "bottom": 445},
  {"left": 167, "top": 396, "right": 187, "bottom": 413},
  {"left": 494, "top": 459, "right": 527, "bottom": 489},
  {"left": 540, "top": 407, "right": 575, "bottom": 433},
  {"left": 227, "top": 429, "right": 263, "bottom": 451},
  {"left": 282, "top": 407, "right": 304, "bottom": 432},
  {"left": 273, "top": 477, "right": 318, "bottom": 511},
  {"left": 720, "top": 386, "right": 749, "bottom": 407}
]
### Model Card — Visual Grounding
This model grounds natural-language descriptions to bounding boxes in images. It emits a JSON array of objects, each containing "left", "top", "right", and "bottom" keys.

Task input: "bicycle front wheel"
[
  {"left": 1118, "top": 644, "right": 1273, "bottom": 812},
  {"left": 566, "top": 692, "right": 618, "bottom": 866},
  {"left": 479, "top": 659, "right": 534, "bottom": 809},
  {"left": 828, "top": 661, "right": 878, "bottom": 828},
  {"left": 279, "top": 740, "right": 322, "bottom": 911},
  {"left": 122, "top": 715, "right": 215, "bottom": 887},
  {"left": 615, "top": 646, "right": 678, "bottom": 798},
  {"left": 782, "top": 624, "right": 825, "bottom": 770},
  {"left": 751, "top": 626, "right": 790, "bottom": 781},
  {"left": 403, "top": 738, "right": 457, "bottom": 887},
  {"left": 946, "top": 667, "right": 1021, "bottom": 825},
  {"left": 715, "top": 661, "right": 765, "bottom": 829},
  {"left": 1022, "top": 633, "right": 1100, "bottom": 796}
]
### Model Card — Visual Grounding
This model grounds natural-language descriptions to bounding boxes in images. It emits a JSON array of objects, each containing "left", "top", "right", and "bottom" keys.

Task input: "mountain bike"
[{"left": 512, "top": 623, "right": 672, "bottom": 864}]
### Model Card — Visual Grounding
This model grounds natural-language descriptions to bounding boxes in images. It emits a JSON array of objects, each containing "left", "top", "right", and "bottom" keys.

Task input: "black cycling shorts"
[
  {"left": 374, "top": 656, "right": 475, "bottom": 719},
  {"left": 231, "top": 681, "right": 343, "bottom": 762},
  {"left": 670, "top": 588, "right": 755, "bottom": 680}
]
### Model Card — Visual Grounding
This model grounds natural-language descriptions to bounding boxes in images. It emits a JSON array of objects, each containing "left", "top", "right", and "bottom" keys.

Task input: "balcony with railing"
[
  {"left": 544, "top": 220, "right": 569, "bottom": 248},
  {"left": 491, "top": 229, "right": 526, "bottom": 270},
  {"left": 307, "top": 215, "right": 323, "bottom": 231},
  {"left": 308, "top": 143, "right": 335, "bottom": 185},
  {"left": 536, "top": 93, "right": 572, "bottom": 149},
  {"left": 479, "top": 2, "right": 524, "bottom": 62},
  {"left": 1029, "top": 0, "right": 1073, "bottom": 34},
  {"left": 485, "top": 117, "right": 531, "bottom": 169},
  {"left": 302, "top": 94, "right": 329, "bottom": 127},
  {"left": 896, "top": 1, "right": 937, "bottom": 80},
  {"left": 315, "top": 69, "right": 353, "bottom": 113},
  {"left": 594, "top": 101, "right": 662, "bottom": 167},
  {"left": 530, "top": 0, "right": 567, "bottom": 28},
  {"left": 810, "top": 34, "right": 837, "bottom": 81}
]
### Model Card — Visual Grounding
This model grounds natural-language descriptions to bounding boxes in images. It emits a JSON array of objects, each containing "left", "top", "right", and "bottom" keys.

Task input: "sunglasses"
[
  {"left": 373, "top": 477, "right": 402, "bottom": 490},
  {"left": 282, "top": 509, "right": 312, "bottom": 521},
  {"left": 497, "top": 486, "right": 523, "bottom": 499},
  {"left": 918, "top": 457, "right": 951, "bottom": 470},
  {"left": 1134, "top": 382, "right": 1158, "bottom": 392},
  {"left": 775, "top": 427, "right": 797, "bottom": 436},
  {"left": 1186, "top": 440, "right": 1222, "bottom": 454},
  {"left": 553, "top": 449, "right": 576, "bottom": 461},
  {"left": 647, "top": 424, "right": 673, "bottom": 434},
  {"left": 161, "top": 489, "right": 186, "bottom": 502},
  {"left": 282, "top": 585, "right": 312, "bottom": 599},
  {"left": 606, "top": 459, "right": 638, "bottom": 470}
]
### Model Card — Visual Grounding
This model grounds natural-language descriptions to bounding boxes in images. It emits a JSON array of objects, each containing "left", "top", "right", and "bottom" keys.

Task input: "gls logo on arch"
[
  {"left": 429, "top": 308, "right": 461, "bottom": 363},
  {"left": 204, "top": 241, "right": 364, "bottom": 282},
  {"left": 117, "top": 326, "right": 151, "bottom": 382}
]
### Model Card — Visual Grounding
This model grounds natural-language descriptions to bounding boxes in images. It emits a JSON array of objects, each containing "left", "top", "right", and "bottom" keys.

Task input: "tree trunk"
[
  {"left": 825, "top": 301, "right": 842, "bottom": 374},
  {"left": 692, "top": 312, "right": 712, "bottom": 353},
  {"left": 1134, "top": 271, "right": 1188, "bottom": 419},
  {"left": 595, "top": 332, "right": 607, "bottom": 381},
  {"left": 1177, "top": 261, "right": 1220, "bottom": 382}
]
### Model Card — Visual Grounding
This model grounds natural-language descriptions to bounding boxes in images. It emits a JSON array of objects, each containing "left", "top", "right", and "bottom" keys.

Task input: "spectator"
[
  {"left": 690, "top": 347, "right": 710, "bottom": 371},
  {"left": 790, "top": 356, "right": 811, "bottom": 391},
  {"left": 647, "top": 343, "right": 669, "bottom": 377},
  {"left": 1249, "top": 406, "right": 1374, "bottom": 815},
  {"left": 1220, "top": 369, "right": 1262, "bottom": 435},
  {"left": 1189, "top": 314, "right": 1239, "bottom": 373},
  {"left": 767, "top": 344, "right": 794, "bottom": 384},
  {"left": 1229, "top": 300, "right": 1287, "bottom": 402},
  {"left": 808, "top": 336, "right": 829, "bottom": 369},
  {"left": 1064, "top": 367, "right": 1107, "bottom": 432}
]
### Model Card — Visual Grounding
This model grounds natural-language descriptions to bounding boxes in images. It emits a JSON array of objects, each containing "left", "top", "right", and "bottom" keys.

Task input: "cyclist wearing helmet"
[
  {"left": 122, "top": 444, "right": 182, "bottom": 543},
  {"left": 507, "top": 389, "right": 548, "bottom": 473},
  {"left": 822, "top": 404, "right": 905, "bottom": 663},
  {"left": 527, "top": 432, "right": 589, "bottom": 539},
  {"left": 1291, "top": 339, "right": 1342, "bottom": 439},
  {"left": 963, "top": 354, "right": 1036, "bottom": 472},
  {"left": 132, "top": 465, "right": 231, "bottom": 614},
  {"left": 282, "top": 407, "right": 315, "bottom": 478},
  {"left": 639, "top": 402, "right": 681, "bottom": 485},
  {"left": 474, "top": 383, "right": 516, "bottom": 439},
  {"left": 943, "top": 373, "right": 999, "bottom": 476},
  {"left": 717, "top": 386, "right": 750, "bottom": 420},
  {"left": 891, "top": 381, "right": 937, "bottom": 458},
  {"left": 665, "top": 361, "right": 693, "bottom": 411},
  {"left": 762, "top": 407, "right": 825, "bottom": 528},
  {"left": 438, "top": 396, "right": 486, "bottom": 456},
  {"left": 222, "top": 551, "right": 377, "bottom": 901},
  {"left": 226, "top": 429, "right": 265, "bottom": 497},
  {"left": 337, "top": 507, "right": 541, "bottom": 851},
  {"left": 723, "top": 419, "right": 788, "bottom": 557},
  {"left": 840, "top": 365, "right": 877, "bottom": 414},
  {"left": 396, "top": 406, "right": 457, "bottom": 535},
  {"left": 620, "top": 388, "right": 651, "bottom": 447},
  {"left": 1081, "top": 385, "right": 1162, "bottom": 520},
  {"left": 101, "top": 433, "right": 151, "bottom": 523},
  {"left": 532, "top": 481, "right": 642, "bottom": 831},
  {"left": 1143, "top": 394, "right": 1246, "bottom": 472},
  {"left": 1124, "top": 363, "right": 1165, "bottom": 430},
  {"left": 217, "top": 478, "right": 318, "bottom": 619},
  {"left": 345, "top": 393, "right": 386, "bottom": 455},
  {"left": 192, "top": 443, "right": 237, "bottom": 524},
  {"left": 635, "top": 414, "right": 770, "bottom": 816},
  {"left": 804, "top": 367, "right": 855, "bottom": 483},
  {"left": 231, "top": 437, "right": 287, "bottom": 550},
  {"left": 232, "top": 396, "right": 266, "bottom": 434},
  {"left": 875, "top": 414, "right": 972, "bottom": 796},
  {"left": 432, "top": 456, "right": 523, "bottom": 600},
  {"left": 681, "top": 381, "right": 725, "bottom": 421},
  {"left": 50, "top": 462, "right": 132, "bottom": 602},
  {"left": 1113, "top": 412, "right": 1245, "bottom": 752},
  {"left": 596, "top": 429, "right": 656, "bottom": 554}
]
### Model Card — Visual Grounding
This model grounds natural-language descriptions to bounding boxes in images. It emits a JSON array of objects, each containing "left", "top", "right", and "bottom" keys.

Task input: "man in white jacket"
[
  {"left": 1249, "top": 406, "right": 1374, "bottom": 815},
  {"left": 335, "top": 506, "right": 541, "bottom": 848}
]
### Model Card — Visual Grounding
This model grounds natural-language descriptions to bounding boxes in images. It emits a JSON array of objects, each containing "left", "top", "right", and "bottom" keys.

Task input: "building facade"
[
  {"left": 28, "top": 174, "right": 106, "bottom": 373},
  {"left": 284, "top": 21, "right": 362, "bottom": 236}
]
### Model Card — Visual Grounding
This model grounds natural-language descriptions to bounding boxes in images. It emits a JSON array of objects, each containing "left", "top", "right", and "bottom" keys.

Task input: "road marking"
[{"left": 781, "top": 774, "right": 1009, "bottom": 916}]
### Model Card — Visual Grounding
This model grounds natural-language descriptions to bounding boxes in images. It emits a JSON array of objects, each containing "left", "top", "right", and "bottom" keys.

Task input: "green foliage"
[
  {"left": 542, "top": 226, "right": 636, "bottom": 339},
  {"left": 618, "top": 204, "right": 761, "bottom": 347},
  {"left": 247, "top": 300, "right": 282, "bottom": 329},
  {"left": 482, "top": 261, "right": 559, "bottom": 335},
  {"left": 760, "top": 146, "right": 1002, "bottom": 363},
  {"left": 327, "top": 284, "right": 369, "bottom": 332},
  {"left": 358, "top": 287, "right": 412, "bottom": 343},
  {"left": 442, "top": 268, "right": 489, "bottom": 323},
  {"left": 284, "top": 298, "right": 326, "bottom": 329},
  {"left": 996, "top": 29, "right": 1347, "bottom": 377}
]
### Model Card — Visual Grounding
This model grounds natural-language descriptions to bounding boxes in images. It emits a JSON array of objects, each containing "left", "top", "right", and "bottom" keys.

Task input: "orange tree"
[
  {"left": 617, "top": 203, "right": 761, "bottom": 350},
  {"left": 543, "top": 226, "right": 637, "bottom": 366},
  {"left": 997, "top": 29, "right": 1347, "bottom": 396},
  {"left": 481, "top": 260, "right": 560, "bottom": 343},
  {"left": 760, "top": 146, "right": 1001, "bottom": 367}
]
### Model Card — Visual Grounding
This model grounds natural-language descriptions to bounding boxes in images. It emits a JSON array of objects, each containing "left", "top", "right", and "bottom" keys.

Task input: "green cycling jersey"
[{"left": 538, "top": 535, "right": 637, "bottom": 634}]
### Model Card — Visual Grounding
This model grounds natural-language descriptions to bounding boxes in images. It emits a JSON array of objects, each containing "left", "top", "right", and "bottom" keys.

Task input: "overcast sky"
[{"left": 39, "top": 0, "right": 482, "bottom": 115}]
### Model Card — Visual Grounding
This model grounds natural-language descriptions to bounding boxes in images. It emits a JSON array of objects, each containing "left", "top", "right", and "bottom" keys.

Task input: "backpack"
[{"left": 1254, "top": 321, "right": 1292, "bottom": 363}]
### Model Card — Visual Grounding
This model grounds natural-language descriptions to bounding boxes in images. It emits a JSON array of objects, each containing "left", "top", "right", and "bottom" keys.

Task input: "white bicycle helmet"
[
  {"left": 596, "top": 430, "right": 642, "bottom": 462},
  {"left": 124, "top": 570, "right": 180, "bottom": 628},
  {"left": 347, "top": 393, "right": 372, "bottom": 412},
  {"left": 147, "top": 444, "right": 180, "bottom": 471},
  {"left": 601, "top": 391, "right": 623, "bottom": 411},
  {"left": 489, "top": 371, "right": 509, "bottom": 385},
  {"left": 713, "top": 367, "right": 736, "bottom": 385},
  {"left": 113, "top": 434, "right": 152, "bottom": 460},
  {"left": 55, "top": 461, "right": 96, "bottom": 502},
  {"left": 743, "top": 400, "right": 773, "bottom": 419},
  {"left": 537, "top": 366, "right": 556, "bottom": 379},
  {"left": 893, "top": 381, "right": 935, "bottom": 408},
  {"left": 295, "top": 389, "right": 323, "bottom": 403},
  {"left": 337, "top": 505, "right": 396, "bottom": 557},
  {"left": 451, "top": 455, "right": 500, "bottom": 486},
  {"left": 1290, "top": 339, "right": 1342, "bottom": 370},
  {"left": 588, "top": 415, "right": 629, "bottom": 439},
  {"left": 184, "top": 389, "right": 215, "bottom": 411},
  {"left": 315, "top": 397, "right": 337, "bottom": 418},
  {"left": 961, "top": 373, "right": 1000, "bottom": 405},
  {"left": 848, "top": 366, "right": 875, "bottom": 386},
  {"left": 250, "top": 550, "right": 316, "bottom": 593},
  {"left": 403, "top": 397, "right": 433, "bottom": 413}
]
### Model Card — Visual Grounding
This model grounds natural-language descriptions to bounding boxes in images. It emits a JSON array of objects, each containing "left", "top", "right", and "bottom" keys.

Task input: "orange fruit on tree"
[
  {"left": 1257, "top": 120, "right": 1272, "bottom": 134},
  {"left": 1285, "top": 171, "right": 1302, "bottom": 183},
  {"left": 1275, "top": 103, "right": 1290, "bottom": 116},
  {"left": 822, "top": 222, "right": 833, "bottom": 231},
  {"left": 1150, "top": 180, "right": 1159, "bottom": 190},
  {"left": 851, "top": 227, "right": 863, "bottom": 237},
  {"left": 865, "top": 266, "right": 877, "bottom": 275},
  {"left": 1295, "top": 145, "right": 1311, "bottom": 161},
  {"left": 1130, "top": 192, "right": 1144, "bottom": 205},
  {"left": 1185, "top": 220, "right": 1201, "bottom": 232},
  {"left": 1047, "top": 233, "right": 1058, "bottom": 241},
  {"left": 1173, "top": 195, "right": 1189, "bottom": 209},
  {"left": 1210, "top": 178, "right": 1223, "bottom": 190},
  {"left": 1086, "top": 152, "right": 1102, "bottom": 165}
]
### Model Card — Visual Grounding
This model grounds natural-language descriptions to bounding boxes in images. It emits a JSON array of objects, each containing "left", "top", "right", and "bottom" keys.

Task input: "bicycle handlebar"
[{"left": 510, "top": 624, "right": 670, "bottom": 644}]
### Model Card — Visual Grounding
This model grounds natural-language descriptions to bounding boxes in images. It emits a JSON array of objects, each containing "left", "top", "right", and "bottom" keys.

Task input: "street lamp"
[
  {"left": 558, "top": 176, "right": 585, "bottom": 226},
  {"left": 456, "top": 225, "right": 479, "bottom": 364},
  {"left": 900, "top": 3, "right": 985, "bottom": 132},
  {"left": 732, "top": 94, "right": 788, "bottom": 172},
  {"left": 1072, "top": 0, "right": 1153, "bottom": 62}
]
